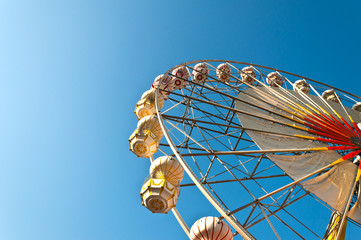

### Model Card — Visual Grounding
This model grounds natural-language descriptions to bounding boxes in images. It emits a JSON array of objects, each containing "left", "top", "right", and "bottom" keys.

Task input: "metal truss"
[{"left": 153, "top": 60, "right": 361, "bottom": 239}]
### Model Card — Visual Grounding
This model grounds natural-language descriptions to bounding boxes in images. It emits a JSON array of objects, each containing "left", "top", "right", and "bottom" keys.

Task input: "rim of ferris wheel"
[{"left": 133, "top": 59, "right": 361, "bottom": 240}]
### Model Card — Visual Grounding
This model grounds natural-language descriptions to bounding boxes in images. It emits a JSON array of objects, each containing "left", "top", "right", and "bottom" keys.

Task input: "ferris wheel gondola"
[{"left": 129, "top": 60, "right": 361, "bottom": 240}]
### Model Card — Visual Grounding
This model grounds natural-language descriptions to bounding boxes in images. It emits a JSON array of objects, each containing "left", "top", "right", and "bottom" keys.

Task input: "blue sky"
[{"left": 0, "top": 0, "right": 360, "bottom": 239}]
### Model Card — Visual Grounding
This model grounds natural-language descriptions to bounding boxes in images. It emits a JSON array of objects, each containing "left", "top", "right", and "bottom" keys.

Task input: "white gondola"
[
  {"left": 140, "top": 178, "right": 179, "bottom": 214},
  {"left": 216, "top": 63, "right": 231, "bottom": 82},
  {"left": 134, "top": 89, "right": 165, "bottom": 120},
  {"left": 129, "top": 115, "right": 163, "bottom": 158},
  {"left": 172, "top": 66, "right": 190, "bottom": 90},
  {"left": 190, "top": 217, "right": 233, "bottom": 240},
  {"left": 352, "top": 102, "right": 361, "bottom": 112},
  {"left": 293, "top": 79, "right": 310, "bottom": 93},
  {"left": 152, "top": 74, "right": 172, "bottom": 99},
  {"left": 322, "top": 89, "right": 339, "bottom": 103},
  {"left": 240, "top": 66, "right": 256, "bottom": 85},
  {"left": 149, "top": 156, "right": 184, "bottom": 186},
  {"left": 192, "top": 63, "right": 209, "bottom": 84},
  {"left": 266, "top": 72, "right": 284, "bottom": 87}
]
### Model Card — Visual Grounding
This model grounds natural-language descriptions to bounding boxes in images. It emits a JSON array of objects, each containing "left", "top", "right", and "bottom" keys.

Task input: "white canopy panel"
[
  {"left": 267, "top": 152, "right": 340, "bottom": 181},
  {"left": 235, "top": 86, "right": 361, "bottom": 223},
  {"left": 348, "top": 187, "right": 361, "bottom": 224},
  {"left": 301, "top": 161, "right": 356, "bottom": 214}
]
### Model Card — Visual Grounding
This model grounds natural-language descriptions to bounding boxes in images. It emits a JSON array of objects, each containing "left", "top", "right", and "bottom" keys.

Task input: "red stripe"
[
  {"left": 205, "top": 217, "right": 209, "bottom": 240},
  {"left": 305, "top": 118, "right": 352, "bottom": 138},
  {"left": 308, "top": 129, "right": 350, "bottom": 142},
  {"left": 215, "top": 221, "right": 223, "bottom": 240},
  {"left": 197, "top": 221, "right": 206, "bottom": 240},
  {"left": 341, "top": 150, "right": 361, "bottom": 160},
  {"left": 304, "top": 115, "right": 347, "bottom": 136},
  {"left": 340, "top": 118, "right": 358, "bottom": 137},
  {"left": 314, "top": 137, "right": 352, "bottom": 145},
  {"left": 327, "top": 146, "right": 359, "bottom": 151},
  {"left": 352, "top": 121, "right": 361, "bottom": 137},
  {"left": 219, "top": 225, "right": 231, "bottom": 240},
  {"left": 191, "top": 226, "right": 202, "bottom": 240},
  {"left": 211, "top": 218, "right": 215, "bottom": 240},
  {"left": 305, "top": 113, "right": 347, "bottom": 134},
  {"left": 309, "top": 127, "right": 347, "bottom": 140},
  {"left": 313, "top": 112, "right": 355, "bottom": 137},
  {"left": 317, "top": 112, "right": 348, "bottom": 131},
  {"left": 327, "top": 114, "right": 354, "bottom": 137}
]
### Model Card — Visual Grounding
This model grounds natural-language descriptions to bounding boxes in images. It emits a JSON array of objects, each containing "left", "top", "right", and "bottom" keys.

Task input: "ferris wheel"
[{"left": 129, "top": 60, "right": 361, "bottom": 240}]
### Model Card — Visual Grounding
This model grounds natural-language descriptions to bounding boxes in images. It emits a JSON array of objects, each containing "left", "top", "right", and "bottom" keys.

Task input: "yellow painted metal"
[
  {"left": 356, "top": 168, "right": 361, "bottom": 182},
  {"left": 326, "top": 212, "right": 346, "bottom": 240}
]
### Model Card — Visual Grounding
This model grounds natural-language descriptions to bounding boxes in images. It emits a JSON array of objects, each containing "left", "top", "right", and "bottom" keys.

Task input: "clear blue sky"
[{"left": 0, "top": 0, "right": 360, "bottom": 239}]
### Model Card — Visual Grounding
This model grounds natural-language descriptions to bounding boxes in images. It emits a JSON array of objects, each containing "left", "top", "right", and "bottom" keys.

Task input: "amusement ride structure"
[{"left": 129, "top": 60, "right": 361, "bottom": 239}]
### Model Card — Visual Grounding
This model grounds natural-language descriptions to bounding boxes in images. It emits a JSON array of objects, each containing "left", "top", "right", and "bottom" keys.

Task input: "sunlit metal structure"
[{"left": 130, "top": 60, "right": 361, "bottom": 240}]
